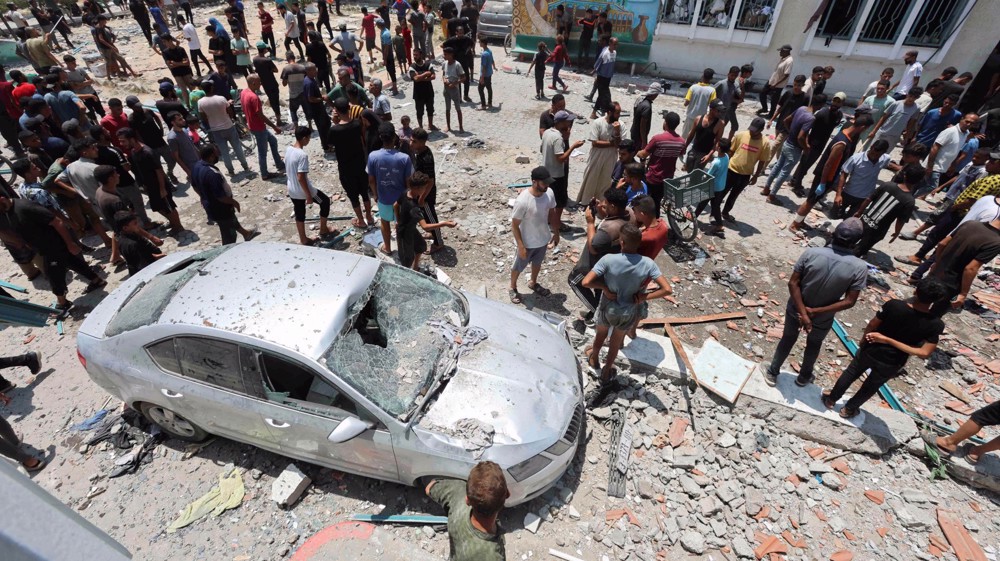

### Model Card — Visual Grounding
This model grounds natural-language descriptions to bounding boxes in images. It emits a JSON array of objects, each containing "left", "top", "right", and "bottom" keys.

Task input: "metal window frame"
[
  {"left": 902, "top": 0, "right": 971, "bottom": 48},
  {"left": 815, "top": 0, "right": 865, "bottom": 40},
  {"left": 857, "top": 0, "right": 919, "bottom": 45},
  {"left": 656, "top": 0, "right": 784, "bottom": 47},
  {"left": 733, "top": 0, "right": 779, "bottom": 32}
]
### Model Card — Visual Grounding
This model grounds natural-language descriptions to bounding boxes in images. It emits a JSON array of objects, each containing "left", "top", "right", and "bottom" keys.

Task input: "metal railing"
[{"left": 904, "top": 0, "right": 969, "bottom": 47}]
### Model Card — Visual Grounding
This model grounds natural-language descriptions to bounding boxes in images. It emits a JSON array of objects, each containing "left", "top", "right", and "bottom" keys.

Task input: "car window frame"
[{"left": 143, "top": 335, "right": 267, "bottom": 399}]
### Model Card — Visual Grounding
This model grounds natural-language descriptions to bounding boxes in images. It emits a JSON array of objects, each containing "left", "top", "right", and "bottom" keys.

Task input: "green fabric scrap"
[{"left": 166, "top": 467, "right": 245, "bottom": 533}]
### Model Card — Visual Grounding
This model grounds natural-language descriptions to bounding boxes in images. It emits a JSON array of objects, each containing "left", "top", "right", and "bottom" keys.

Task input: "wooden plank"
[
  {"left": 663, "top": 324, "right": 703, "bottom": 390},
  {"left": 938, "top": 508, "right": 988, "bottom": 561},
  {"left": 639, "top": 311, "right": 748, "bottom": 327},
  {"left": 939, "top": 380, "right": 972, "bottom": 405}
]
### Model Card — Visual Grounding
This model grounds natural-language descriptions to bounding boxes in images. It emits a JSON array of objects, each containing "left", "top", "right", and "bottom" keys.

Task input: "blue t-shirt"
[
  {"left": 915, "top": 108, "right": 961, "bottom": 147},
  {"left": 624, "top": 181, "right": 647, "bottom": 203},
  {"left": 380, "top": 29, "right": 392, "bottom": 47},
  {"left": 481, "top": 48, "right": 494, "bottom": 78},
  {"left": 367, "top": 148, "right": 413, "bottom": 204},
  {"left": 707, "top": 154, "right": 729, "bottom": 192},
  {"left": 951, "top": 137, "right": 980, "bottom": 172},
  {"left": 45, "top": 90, "right": 83, "bottom": 123},
  {"left": 303, "top": 76, "right": 322, "bottom": 104}
]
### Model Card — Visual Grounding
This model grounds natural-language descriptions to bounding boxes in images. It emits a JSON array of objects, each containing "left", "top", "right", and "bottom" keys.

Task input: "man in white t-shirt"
[
  {"left": 4, "top": 5, "right": 28, "bottom": 28},
  {"left": 197, "top": 81, "right": 251, "bottom": 176},
  {"left": 286, "top": 125, "right": 335, "bottom": 245},
  {"left": 509, "top": 166, "right": 558, "bottom": 304},
  {"left": 958, "top": 195, "right": 1000, "bottom": 229},
  {"left": 892, "top": 50, "right": 922, "bottom": 99},
  {"left": 923, "top": 112, "right": 977, "bottom": 197},
  {"left": 180, "top": 15, "right": 212, "bottom": 78}
]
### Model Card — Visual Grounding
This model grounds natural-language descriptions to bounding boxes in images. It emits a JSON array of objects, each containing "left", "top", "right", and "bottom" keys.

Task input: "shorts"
[
  {"left": 512, "top": 245, "right": 547, "bottom": 272},
  {"left": 443, "top": 86, "right": 462, "bottom": 110},
  {"left": 377, "top": 200, "right": 396, "bottom": 222},
  {"left": 415, "top": 94, "right": 434, "bottom": 117},
  {"left": 971, "top": 401, "right": 1000, "bottom": 427},
  {"left": 145, "top": 186, "right": 177, "bottom": 215},
  {"left": 365, "top": 36, "right": 376, "bottom": 50},
  {"left": 397, "top": 230, "right": 427, "bottom": 265},
  {"left": 550, "top": 175, "right": 568, "bottom": 207},
  {"left": 596, "top": 297, "right": 647, "bottom": 330}
]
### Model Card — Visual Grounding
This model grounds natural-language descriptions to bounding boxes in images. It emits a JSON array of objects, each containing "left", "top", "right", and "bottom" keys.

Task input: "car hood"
[{"left": 417, "top": 294, "right": 582, "bottom": 457}]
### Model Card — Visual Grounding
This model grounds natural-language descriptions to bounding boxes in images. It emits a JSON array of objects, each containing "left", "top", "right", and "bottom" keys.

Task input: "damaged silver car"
[{"left": 77, "top": 243, "right": 583, "bottom": 504}]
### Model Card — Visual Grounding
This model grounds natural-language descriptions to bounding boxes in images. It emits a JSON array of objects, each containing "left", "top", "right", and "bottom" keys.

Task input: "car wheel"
[{"left": 139, "top": 402, "right": 210, "bottom": 442}]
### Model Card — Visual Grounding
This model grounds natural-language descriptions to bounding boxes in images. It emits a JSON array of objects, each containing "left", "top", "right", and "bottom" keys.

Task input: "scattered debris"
[
  {"left": 271, "top": 463, "right": 311, "bottom": 509},
  {"left": 166, "top": 466, "right": 245, "bottom": 533}
]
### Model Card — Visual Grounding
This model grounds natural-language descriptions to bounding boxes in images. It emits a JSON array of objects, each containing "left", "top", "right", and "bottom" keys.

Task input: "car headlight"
[
  {"left": 507, "top": 454, "right": 552, "bottom": 482},
  {"left": 545, "top": 439, "right": 572, "bottom": 457}
]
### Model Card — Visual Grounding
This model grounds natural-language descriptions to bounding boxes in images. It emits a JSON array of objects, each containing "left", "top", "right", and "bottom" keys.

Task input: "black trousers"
[
  {"left": 217, "top": 215, "right": 240, "bottom": 245},
  {"left": 790, "top": 146, "right": 820, "bottom": 187},
  {"left": 261, "top": 31, "right": 277, "bottom": 54},
  {"left": 285, "top": 36, "right": 305, "bottom": 59},
  {"left": 827, "top": 350, "right": 900, "bottom": 412},
  {"left": 190, "top": 48, "right": 212, "bottom": 76},
  {"left": 567, "top": 270, "right": 600, "bottom": 312},
  {"left": 721, "top": 171, "right": 752, "bottom": 215},
  {"left": 263, "top": 85, "right": 281, "bottom": 118},
  {"left": 916, "top": 210, "right": 957, "bottom": 260},
  {"left": 839, "top": 192, "right": 866, "bottom": 219},
  {"left": 594, "top": 75, "right": 612, "bottom": 113},
  {"left": 759, "top": 83, "right": 781, "bottom": 115},
  {"left": 181, "top": 1, "right": 193, "bottom": 22},
  {"left": 83, "top": 97, "right": 106, "bottom": 120},
  {"left": 132, "top": 10, "right": 153, "bottom": 45},
  {"left": 460, "top": 55, "right": 472, "bottom": 98},
  {"left": 309, "top": 103, "right": 331, "bottom": 150},
  {"left": 766, "top": 307, "right": 832, "bottom": 383},
  {"left": 478, "top": 74, "right": 493, "bottom": 106},
  {"left": 854, "top": 223, "right": 889, "bottom": 257},
  {"left": 41, "top": 248, "right": 99, "bottom": 297},
  {"left": 0, "top": 353, "right": 33, "bottom": 387},
  {"left": 694, "top": 189, "right": 725, "bottom": 225},
  {"left": 289, "top": 94, "right": 309, "bottom": 126},
  {"left": 0, "top": 113, "right": 23, "bottom": 156}
]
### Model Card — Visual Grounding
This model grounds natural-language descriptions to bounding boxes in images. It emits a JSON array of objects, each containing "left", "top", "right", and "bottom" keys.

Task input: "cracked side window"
[{"left": 175, "top": 337, "right": 245, "bottom": 394}]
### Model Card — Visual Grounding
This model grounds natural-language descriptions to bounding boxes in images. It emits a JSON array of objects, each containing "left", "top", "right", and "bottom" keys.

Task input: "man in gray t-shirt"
[{"left": 762, "top": 218, "right": 868, "bottom": 387}]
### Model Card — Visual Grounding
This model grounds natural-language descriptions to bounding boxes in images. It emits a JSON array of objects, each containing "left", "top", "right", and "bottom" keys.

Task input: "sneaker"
[
  {"left": 24, "top": 351, "right": 41, "bottom": 375},
  {"left": 583, "top": 95, "right": 593, "bottom": 102},
  {"left": 899, "top": 232, "right": 917, "bottom": 241},
  {"left": 794, "top": 374, "right": 814, "bottom": 387},
  {"left": 759, "top": 362, "right": 777, "bottom": 386}
]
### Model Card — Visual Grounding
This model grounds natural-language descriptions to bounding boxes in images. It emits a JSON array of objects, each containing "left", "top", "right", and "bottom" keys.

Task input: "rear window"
[
  {"left": 105, "top": 246, "right": 231, "bottom": 337},
  {"left": 482, "top": 1, "right": 512, "bottom": 15}
]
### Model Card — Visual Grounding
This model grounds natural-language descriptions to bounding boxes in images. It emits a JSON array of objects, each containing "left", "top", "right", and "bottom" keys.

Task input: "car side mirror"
[{"left": 327, "top": 415, "right": 371, "bottom": 443}]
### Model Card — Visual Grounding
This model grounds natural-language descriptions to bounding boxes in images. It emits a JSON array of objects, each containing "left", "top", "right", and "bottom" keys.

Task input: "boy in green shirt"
[{"left": 425, "top": 461, "right": 508, "bottom": 561}]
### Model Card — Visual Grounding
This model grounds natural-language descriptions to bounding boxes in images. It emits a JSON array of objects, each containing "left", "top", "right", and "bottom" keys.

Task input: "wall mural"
[{"left": 511, "top": 0, "right": 658, "bottom": 62}]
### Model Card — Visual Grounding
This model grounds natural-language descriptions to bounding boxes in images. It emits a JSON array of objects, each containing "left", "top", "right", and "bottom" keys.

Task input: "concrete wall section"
[{"left": 646, "top": 0, "right": 994, "bottom": 102}]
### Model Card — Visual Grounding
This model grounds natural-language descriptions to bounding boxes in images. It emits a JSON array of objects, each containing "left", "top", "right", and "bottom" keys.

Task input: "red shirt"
[
  {"left": 101, "top": 112, "right": 129, "bottom": 147},
  {"left": 643, "top": 130, "right": 685, "bottom": 186},
  {"left": 362, "top": 13, "right": 376, "bottom": 37},
  {"left": 0, "top": 81, "right": 19, "bottom": 119},
  {"left": 259, "top": 10, "right": 274, "bottom": 33},
  {"left": 638, "top": 218, "right": 669, "bottom": 259},
  {"left": 240, "top": 89, "right": 265, "bottom": 132}
]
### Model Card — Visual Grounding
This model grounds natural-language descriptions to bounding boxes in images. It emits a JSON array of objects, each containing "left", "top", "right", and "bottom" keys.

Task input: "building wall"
[{"left": 647, "top": 0, "right": 994, "bottom": 102}]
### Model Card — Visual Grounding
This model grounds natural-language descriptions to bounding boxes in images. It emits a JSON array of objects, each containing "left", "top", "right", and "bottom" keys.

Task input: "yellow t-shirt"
[{"left": 728, "top": 131, "right": 772, "bottom": 176}]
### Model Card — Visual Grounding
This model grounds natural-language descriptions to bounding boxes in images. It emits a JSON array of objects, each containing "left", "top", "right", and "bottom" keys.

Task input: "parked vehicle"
[
  {"left": 478, "top": 0, "right": 513, "bottom": 40},
  {"left": 77, "top": 243, "right": 583, "bottom": 504}
]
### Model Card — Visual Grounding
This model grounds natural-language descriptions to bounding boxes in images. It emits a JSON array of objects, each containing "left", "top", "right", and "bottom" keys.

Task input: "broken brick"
[
  {"left": 829, "top": 551, "right": 854, "bottom": 561},
  {"left": 843, "top": 530, "right": 856, "bottom": 541},
  {"left": 726, "top": 321, "right": 740, "bottom": 331},
  {"left": 944, "top": 401, "right": 975, "bottom": 415},
  {"left": 877, "top": 527, "right": 889, "bottom": 538},
  {"left": 969, "top": 501, "right": 982, "bottom": 513},
  {"left": 864, "top": 490, "right": 885, "bottom": 505},
  {"left": 781, "top": 530, "right": 806, "bottom": 548},
  {"left": 937, "top": 508, "right": 987, "bottom": 561},
  {"left": 754, "top": 505, "right": 771, "bottom": 521},
  {"left": 668, "top": 418, "right": 689, "bottom": 448},
  {"left": 929, "top": 545, "right": 945, "bottom": 558},
  {"left": 830, "top": 459, "right": 851, "bottom": 475},
  {"left": 805, "top": 446, "right": 827, "bottom": 459},
  {"left": 814, "top": 508, "right": 828, "bottom": 522},
  {"left": 754, "top": 535, "right": 789, "bottom": 559},
  {"left": 606, "top": 508, "right": 641, "bottom": 527},
  {"left": 929, "top": 534, "right": 950, "bottom": 552}
]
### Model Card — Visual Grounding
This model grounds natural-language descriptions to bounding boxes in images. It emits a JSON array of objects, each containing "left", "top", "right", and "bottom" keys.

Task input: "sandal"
[
  {"left": 352, "top": 218, "right": 366, "bottom": 228},
  {"left": 965, "top": 451, "right": 981, "bottom": 465},
  {"left": 22, "top": 457, "right": 46, "bottom": 472},
  {"left": 529, "top": 282, "right": 552, "bottom": 297},
  {"left": 894, "top": 255, "right": 922, "bottom": 266},
  {"left": 839, "top": 407, "right": 860, "bottom": 419},
  {"left": 508, "top": 289, "right": 522, "bottom": 304},
  {"left": 920, "top": 430, "right": 953, "bottom": 457},
  {"left": 820, "top": 391, "right": 836, "bottom": 410}
]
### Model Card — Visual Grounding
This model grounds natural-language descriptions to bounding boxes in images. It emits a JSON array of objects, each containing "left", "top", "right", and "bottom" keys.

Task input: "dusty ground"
[{"left": 2, "top": 4, "right": 1000, "bottom": 561}]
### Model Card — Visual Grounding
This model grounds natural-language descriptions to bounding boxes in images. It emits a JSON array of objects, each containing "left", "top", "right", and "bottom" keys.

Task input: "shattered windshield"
[{"left": 321, "top": 264, "right": 468, "bottom": 417}]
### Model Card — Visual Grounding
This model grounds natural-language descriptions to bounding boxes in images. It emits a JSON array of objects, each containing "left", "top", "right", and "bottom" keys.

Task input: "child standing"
[
  {"left": 393, "top": 25, "right": 408, "bottom": 77},
  {"left": 694, "top": 137, "right": 731, "bottom": 237},
  {"left": 398, "top": 115, "right": 413, "bottom": 141},
  {"left": 525, "top": 41, "right": 549, "bottom": 100},
  {"left": 477, "top": 36, "right": 496, "bottom": 109},
  {"left": 621, "top": 162, "right": 648, "bottom": 203},
  {"left": 396, "top": 171, "right": 457, "bottom": 269},
  {"left": 546, "top": 34, "right": 571, "bottom": 92},
  {"left": 823, "top": 277, "right": 947, "bottom": 419},
  {"left": 401, "top": 22, "right": 413, "bottom": 64},
  {"left": 114, "top": 211, "right": 166, "bottom": 276}
]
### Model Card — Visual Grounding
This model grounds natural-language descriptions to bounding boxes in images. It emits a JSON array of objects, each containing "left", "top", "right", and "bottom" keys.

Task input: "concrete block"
[
  {"left": 906, "top": 439, "right": 1000, "bottom": 494},
  {"left": 271, "top": 463, "right": 312, "bottom": 508}
]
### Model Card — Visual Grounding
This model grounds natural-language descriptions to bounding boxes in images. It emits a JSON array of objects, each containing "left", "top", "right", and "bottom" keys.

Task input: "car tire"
[{"left": 139, "top": 402, "right": 211, "bottom": 442}]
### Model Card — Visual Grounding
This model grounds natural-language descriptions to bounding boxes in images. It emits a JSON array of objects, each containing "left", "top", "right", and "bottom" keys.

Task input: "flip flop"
[
  {"left": 351, "top": 218, "right": 366, "bottom": 228},
  {"left": 820, "top": 391, "right": 836, "bottom": 410},
  {"left": 84, "top": 279, "right": 107, "bottom": 294},
  {"left": 23, "top": 458, "right": 46, "bottom": 473},
  {"left": 839, "top": 407, "right": 860, "bottom": 419},
  {"left": 965, "top": 451, "right": 981, "bottom": 465},
  {"left": 920, "top": 430, "right": 953, "bottom": 457},
  {"left": 508, "top": 289, "right": 522, "bottom": 304},
  {"left": 529, "top": 283, "right": 552, "bottom": 297}
]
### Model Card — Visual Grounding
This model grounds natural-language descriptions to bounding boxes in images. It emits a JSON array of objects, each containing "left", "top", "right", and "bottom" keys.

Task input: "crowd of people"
[{"left": 1, "top": 2, "right": 1000, "bottom": 552}]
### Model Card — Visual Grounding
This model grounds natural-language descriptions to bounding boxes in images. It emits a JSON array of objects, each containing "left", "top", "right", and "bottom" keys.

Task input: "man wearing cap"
[
  {"left": 368, "top": 121, "right": 413, "bottom": 254},
  {"left": 509, "top": 166, "right": 559, "bottom": 304},
  {"left": 789, "top": 92, "right": 845, "bottom": 195},
  {"left": 761, "top": 94, "right": 824, "bottom": 204},
  {"left": 541, "top": 110, "right": 585, "bottom": 231},
  {"left": 630, "top": 82, "right": 661, "bottom": 149},
  {"left": 760, "top": 218, "right": 868, "bottom": 387},
  {"left": 682, "top": 68, "right": 716, "bottom": 139},
  {"left": 789, "top": 114, "right": 872, "bottom": 232},
  {"left": 578, "top": 102, "right": 621, "bottom": 204},
  {"left": 637, "top": 111, "right": 684, "bottom": 213},
  {"left": 156, "top": 82, "right": 190, "bottom": 123},
  {"left": 720, "top": 116, "right": 771, "bottom": 221},
  {"left": 252, "top": 41, "right": 285, "bottom": 126},
  {"left": 684, "top": 99, "right": 725, "bottom": 172},
  {"left": 758, "top": 44, "right": 792, "bottom": 117}
]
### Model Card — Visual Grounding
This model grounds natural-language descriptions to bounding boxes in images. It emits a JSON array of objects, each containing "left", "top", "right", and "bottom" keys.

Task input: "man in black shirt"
[
  {"left": 155, "top": 81, "right": 191, "bottom": 121},
  {"left": 789, "top": 92, "right": 845, "bottom": 194},
  {"left": 927, "top": 216, "right": 1000, "bottom": 316},
  {"left": 576, "top": 9, "right": 596, "bottom": 66},
  {"left": 117, "top": 128, "right": 185, "bottom": 235},
  {"left": 408, "top": 48, "right": 436, "bottom": 130},
  {"left": 328, "top": 98, "right": 374, "bottom": 228},
  {"left": 125, "top": 95, "right": 179, "bottom": 185},
  {"left": 129, "top": 0, "right": 153, "bottom": 46},
  {"left": 442, "top": 26, "right": 474, "bottom": 101},
  {"left": 162, "top": 35, "right": 195, "bottom": 105},
  {"left": 851, "top": 163, "right": 920, "bottom": 258},
  {"left": 767, "top": 74, "right": 807, "bottom": 160},
  {"left": 411, "top": 126, "right": 445, "bottom": 251},
  {"left": 0, "top": 192, "right": 105, "bottom": 311},
  {"left": 438, "top": 0, "right": 457, "bottom": 37},
  {"left": 630, "top": 82, "right": 661, "bottom": 149},
  {"left": 252, "top": 41, "right": 285, "bottom": 125},
  {"left": 114, "top": 210, "right": 164, "bottom": 275},
  {"left": 191, "top": 144, "right": 259, "bottom": 244},
  {"left": 538, "top": 94, "right": 565, "bottom": 138},
  {"left": 823, "top": 278, "right": 947, "bottom": 418},
  {"left": 567, "top": 187, "right": 630, "bottom": 321}
]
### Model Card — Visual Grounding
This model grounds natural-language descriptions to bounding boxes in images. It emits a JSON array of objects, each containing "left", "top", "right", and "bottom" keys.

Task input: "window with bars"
[
  {"left": 905, "top": 0, "right": 969, "bottom": 47},
  {"left": 734, "top": 0, "right": 777, "bottom": 31},
  {"left": 858, "top": 0, "right": 911, "bottom": 43},
  {"left": 660, "top": 0, "right": 696, "bottom": 24},
  {"left": 697, "top": 0, "right": 734, "bottom": 28},
  {"left": 815, "top": 0, "right": 863, "bottom": 40}
]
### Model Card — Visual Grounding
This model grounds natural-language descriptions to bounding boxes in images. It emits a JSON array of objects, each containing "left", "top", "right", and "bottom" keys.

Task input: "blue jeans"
[
  {"left": 764, "top": 142, "right": 802, "bottom": 197},
  {"left": 209, "top": 126, "right": 249, "bottom": 175},
  {"left": 552, "top": 62, "right": 565, "bottom": 89},
  {"left": 251, "top": 129, "right": 282, "bottom": 174},
  {"left": 915, "top": 170, "right": 941, "bottom": 198}
]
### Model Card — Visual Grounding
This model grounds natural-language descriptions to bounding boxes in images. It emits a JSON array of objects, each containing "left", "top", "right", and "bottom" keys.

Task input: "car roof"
[{"left": 155, "top": 242, "right": 380, "bottom": 358}]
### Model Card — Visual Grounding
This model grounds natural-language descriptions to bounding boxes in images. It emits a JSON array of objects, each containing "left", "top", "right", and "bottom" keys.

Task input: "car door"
[
  {"left": 247, "top": 349, "right": 399, "bottom": 482},
  {"left": 145, "top": 336, "right": 281, "bottom": 449}
]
